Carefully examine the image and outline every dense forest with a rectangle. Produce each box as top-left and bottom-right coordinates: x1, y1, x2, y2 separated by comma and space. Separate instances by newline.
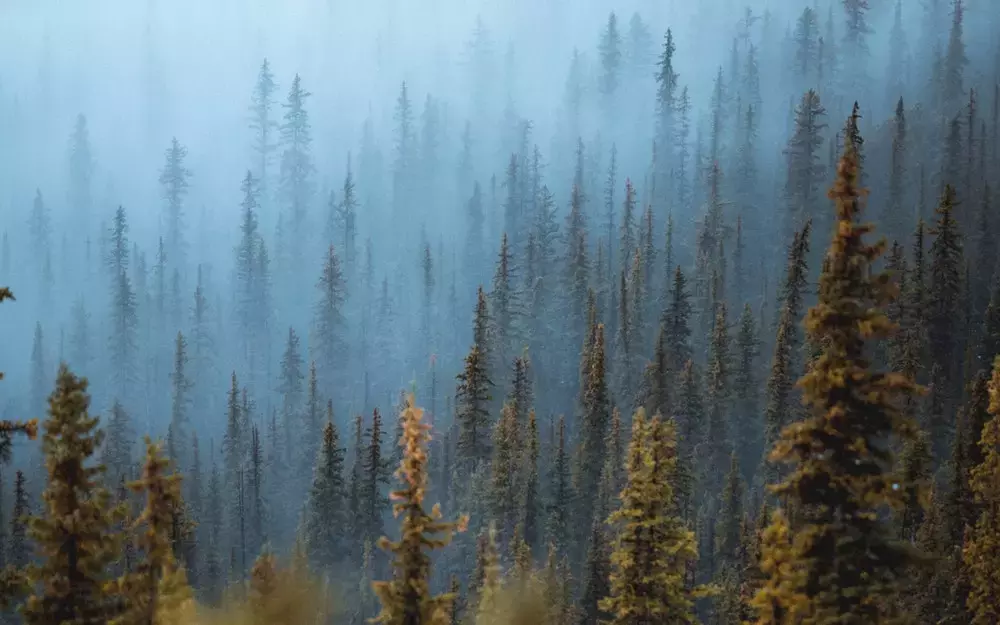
1, 0, 1000, 622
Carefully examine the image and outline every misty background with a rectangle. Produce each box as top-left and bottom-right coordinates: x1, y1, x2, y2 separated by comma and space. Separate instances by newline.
1, 0, 999, 612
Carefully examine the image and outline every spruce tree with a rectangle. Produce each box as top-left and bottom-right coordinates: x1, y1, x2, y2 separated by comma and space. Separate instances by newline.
784, 90, 826, 243
662, 265, 693, 376
760, 223, 811, 486
964, 356, 1000, 624
113, 438, 192, 625
305, 411, 347, 570
753, 114, 920, 623
578, 515, 610, 625
546, 415, 573, 557
313, 244, 347, 397
600, 409, 701, 624
23, 365, 120, 625
928, 185, 964, 458
884, 97, 908, 241
733, 304, 760, 478
520, 409, 540, 556
715, 453, 745, 573
361, 408, 391, 548
167, 332, 192, 468
455, 343, 492, 475
578, 323, 610, 513
489, 402, 520, 547
249, 59, 278, 201
159, 137, 192, 268
701, 303, 733, 495
371, 395, 467, 625
277, 327, 304, 467
9, 471, 29, 569
278, 74, 315, 265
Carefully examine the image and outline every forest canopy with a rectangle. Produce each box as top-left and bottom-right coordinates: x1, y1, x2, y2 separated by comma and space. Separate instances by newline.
0, 0, 999, 622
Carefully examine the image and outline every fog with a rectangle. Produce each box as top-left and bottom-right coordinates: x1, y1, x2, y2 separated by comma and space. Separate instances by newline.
1, 0, 999, 601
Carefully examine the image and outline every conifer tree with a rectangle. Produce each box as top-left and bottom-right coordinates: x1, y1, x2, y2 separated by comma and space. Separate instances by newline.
301, 362, 321, 481
371, 395, 467, 625
305, 410, 347, 570
167, 332, 192, 468
159, 137, 192, 268
654, 30, 679, 193
753, 113, 919, 623
598, 12, 622, 105
249, 59, 278, 201
23, 365, 120, 625
313, 244, 347, 396
784, 90, 827, 242
964, 356, 1000, 624
278, 74, 314, 264
546, 415, 573, 557
101, 402, 135, 490
9, 471, 29, 569
578, 515, 610, 625
113, 438, 192, 625
733, 304, 760, 477
361, 408, 391, 548
222, 371, 244, 558
490, 402, 520, 547
928, 185, 964, 457
489, 233, 522, 374
701, 303, 733, 494
579, 323, 611, 511
715, 453, 744, 573
884, 97, 908, 241
277, 327, 304, 466
760, 223, 811, 486
942, 0, 967, 113
520, 409, 540, 555
455, 343, 493, 475
896, 430, 933, 543
639, 325, 671, 421
662, 266, 693, 376
601, 409, 701, 624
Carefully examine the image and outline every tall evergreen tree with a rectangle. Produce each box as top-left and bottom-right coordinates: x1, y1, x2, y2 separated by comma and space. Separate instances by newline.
278, 74, 315, 266
312, 244, 347, 396
547, 415, 573, 557
579, 324, 611, 516
928, 185, 964, 458
249, 58, 278, 202
114, 438, 192, 625
167, 332, 192, 469
159, 137, 192, 269
371, 395, 467, 625
600, 410, 702, 624
733, 304, 760, 479
701, 303, 733, 495
754, 114, 919, 622
455, 341, 493, 475
784, 91, 827, 243
305, 410, 347, 570
23, 365, 120, 625
964, 356, 1000, 624
9, 471, 30, 569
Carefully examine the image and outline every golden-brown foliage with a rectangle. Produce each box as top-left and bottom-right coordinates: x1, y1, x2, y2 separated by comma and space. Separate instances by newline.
371, 394, 468, 625
963, 356, 1000, 625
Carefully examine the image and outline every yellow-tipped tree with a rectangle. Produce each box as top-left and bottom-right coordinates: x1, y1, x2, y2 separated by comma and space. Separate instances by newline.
964, 356, 1000, 624
371, 394, 467, 625
600, 408, 702, 624
0, 288, 39, 462
112, 438, 192, 625
753, 106, 921, 624
23, 364, 119, 624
